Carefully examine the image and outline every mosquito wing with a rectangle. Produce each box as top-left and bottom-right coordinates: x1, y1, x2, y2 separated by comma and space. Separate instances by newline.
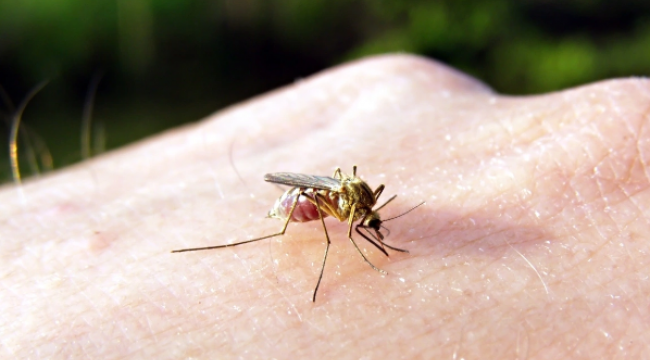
264, 172, 342, 191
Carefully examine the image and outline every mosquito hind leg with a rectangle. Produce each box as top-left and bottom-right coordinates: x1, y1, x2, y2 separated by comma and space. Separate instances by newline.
171, 189, 302, 253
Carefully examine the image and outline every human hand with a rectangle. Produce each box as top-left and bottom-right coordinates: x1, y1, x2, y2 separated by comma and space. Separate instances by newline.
2, 54, 649, 358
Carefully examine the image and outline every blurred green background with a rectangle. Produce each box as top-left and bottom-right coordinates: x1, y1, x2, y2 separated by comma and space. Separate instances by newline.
2, 0, 650, 181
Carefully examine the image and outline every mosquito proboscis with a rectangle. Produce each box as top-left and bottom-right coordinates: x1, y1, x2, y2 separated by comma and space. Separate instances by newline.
172, 166, 424, 301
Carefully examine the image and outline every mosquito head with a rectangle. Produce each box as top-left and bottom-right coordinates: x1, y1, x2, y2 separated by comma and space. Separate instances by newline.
361, 211, 386, 242
362, 199, 425, 237
362, 211, 383, 231
358, 211, 399, 255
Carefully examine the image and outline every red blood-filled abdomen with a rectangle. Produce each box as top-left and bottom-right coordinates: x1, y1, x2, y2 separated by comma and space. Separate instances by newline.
268, 188, 336, 222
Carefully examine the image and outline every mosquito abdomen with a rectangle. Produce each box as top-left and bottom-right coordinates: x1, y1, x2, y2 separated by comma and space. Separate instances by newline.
268, 188, 336, 222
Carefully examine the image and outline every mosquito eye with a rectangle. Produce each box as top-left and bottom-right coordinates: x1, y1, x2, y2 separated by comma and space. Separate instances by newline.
367, 219, 380, 229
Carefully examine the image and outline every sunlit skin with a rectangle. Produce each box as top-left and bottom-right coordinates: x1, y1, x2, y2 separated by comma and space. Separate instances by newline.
1, 54, 650, 358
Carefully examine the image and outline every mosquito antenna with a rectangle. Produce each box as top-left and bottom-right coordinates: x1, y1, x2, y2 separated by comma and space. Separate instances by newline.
383, 201, 425, 222
374, 194, 397, 212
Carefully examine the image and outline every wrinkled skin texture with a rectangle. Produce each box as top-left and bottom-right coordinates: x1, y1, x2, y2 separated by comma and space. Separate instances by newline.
2, 54, 650, 359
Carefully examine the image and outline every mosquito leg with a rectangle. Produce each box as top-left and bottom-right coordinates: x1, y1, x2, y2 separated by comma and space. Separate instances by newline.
367, 226, 409, 253
373, 184, 385, 202
381, 242, 409, 253
332, 167, 342, 179
171, 190, 302, 253
311, 193, 332, 302
355, 226, 389, 257
356, 226, 410, 254
347, 206, 387, 275
301, 191, 345, 222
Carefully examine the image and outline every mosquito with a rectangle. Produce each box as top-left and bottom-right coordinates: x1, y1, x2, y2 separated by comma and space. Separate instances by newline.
172, 166, 423, 301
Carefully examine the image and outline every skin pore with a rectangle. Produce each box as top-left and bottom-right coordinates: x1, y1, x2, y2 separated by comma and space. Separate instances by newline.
1, 54, 650, 358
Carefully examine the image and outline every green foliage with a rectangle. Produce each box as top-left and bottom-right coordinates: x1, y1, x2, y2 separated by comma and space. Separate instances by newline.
3, 0, 649, 94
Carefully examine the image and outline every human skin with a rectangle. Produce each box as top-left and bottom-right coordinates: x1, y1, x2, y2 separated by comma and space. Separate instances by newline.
1, 54, 650, 359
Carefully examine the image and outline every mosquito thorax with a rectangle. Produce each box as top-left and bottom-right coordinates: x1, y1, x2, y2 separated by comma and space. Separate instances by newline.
342, 176, 377, 210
